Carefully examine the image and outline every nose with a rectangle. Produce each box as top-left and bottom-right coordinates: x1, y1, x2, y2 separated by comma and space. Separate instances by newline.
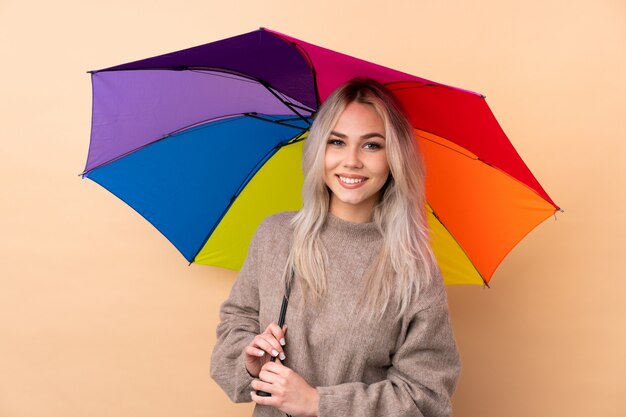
343, 144, 363, 168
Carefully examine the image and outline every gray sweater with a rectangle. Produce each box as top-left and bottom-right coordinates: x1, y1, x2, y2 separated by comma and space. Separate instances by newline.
210, 211, 461, 417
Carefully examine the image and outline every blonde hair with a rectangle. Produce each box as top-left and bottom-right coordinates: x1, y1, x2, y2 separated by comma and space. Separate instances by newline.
283, 78, 438, 322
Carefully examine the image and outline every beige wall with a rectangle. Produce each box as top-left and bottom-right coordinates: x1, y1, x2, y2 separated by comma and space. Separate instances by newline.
1, 0, 624, 416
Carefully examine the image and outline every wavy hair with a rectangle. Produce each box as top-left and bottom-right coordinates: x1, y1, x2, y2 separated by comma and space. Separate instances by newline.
282, 77, 438, 322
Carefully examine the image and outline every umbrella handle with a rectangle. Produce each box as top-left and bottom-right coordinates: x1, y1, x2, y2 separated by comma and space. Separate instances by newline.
255, 293, 289, 398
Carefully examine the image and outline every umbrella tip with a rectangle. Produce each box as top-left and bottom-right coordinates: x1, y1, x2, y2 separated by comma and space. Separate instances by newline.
480, 94, 486, 99
552, 208, 565, 221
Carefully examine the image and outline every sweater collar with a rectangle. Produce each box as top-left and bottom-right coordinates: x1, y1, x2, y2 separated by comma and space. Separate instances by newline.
322, 212, 382, 242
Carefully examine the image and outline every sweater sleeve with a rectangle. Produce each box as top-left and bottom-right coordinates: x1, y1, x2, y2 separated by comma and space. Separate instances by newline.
209, 220, 266, 403
316, 286, 461, 417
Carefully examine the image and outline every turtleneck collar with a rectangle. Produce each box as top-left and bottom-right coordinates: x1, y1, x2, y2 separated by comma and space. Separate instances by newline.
322, 212, 382, 243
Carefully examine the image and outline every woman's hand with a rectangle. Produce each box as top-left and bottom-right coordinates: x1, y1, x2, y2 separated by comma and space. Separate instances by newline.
250, 359, 319, 417
244, 322, 287, 378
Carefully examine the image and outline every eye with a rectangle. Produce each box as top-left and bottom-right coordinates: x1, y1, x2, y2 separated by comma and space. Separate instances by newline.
327, 138, 344, 146
363, 142, 382, 150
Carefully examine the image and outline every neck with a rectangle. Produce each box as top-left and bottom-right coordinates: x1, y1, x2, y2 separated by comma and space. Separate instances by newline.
329, 206, 372, 223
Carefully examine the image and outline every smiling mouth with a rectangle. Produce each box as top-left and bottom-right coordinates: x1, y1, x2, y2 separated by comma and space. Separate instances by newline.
337, 175, 367, 184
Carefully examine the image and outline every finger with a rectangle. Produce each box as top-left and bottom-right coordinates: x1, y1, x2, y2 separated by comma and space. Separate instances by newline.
261, 358, 287, 375
259, 366, 285, 384
244, 345, 266, 358
264, 322, 287, 350
281, 325, 287, 345
265, 322, 287, 347
252, 335, 281, 358
251, 378, 274, 393
250, 390, 274, 406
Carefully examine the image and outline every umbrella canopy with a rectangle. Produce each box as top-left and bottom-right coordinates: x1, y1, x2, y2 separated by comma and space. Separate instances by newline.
81, 27, 560, 286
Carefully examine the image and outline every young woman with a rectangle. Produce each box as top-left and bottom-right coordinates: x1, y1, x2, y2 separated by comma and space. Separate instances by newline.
210, 78, 461, 417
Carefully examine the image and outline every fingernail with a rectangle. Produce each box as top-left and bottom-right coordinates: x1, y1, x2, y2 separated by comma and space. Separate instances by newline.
279, 352, 286, 360
258, 350, 265, 357
271, 349, 279, 357
280, 338, 286, 346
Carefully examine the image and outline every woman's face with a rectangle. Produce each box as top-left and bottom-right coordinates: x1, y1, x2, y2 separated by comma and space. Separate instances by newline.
324, 101, 390, 222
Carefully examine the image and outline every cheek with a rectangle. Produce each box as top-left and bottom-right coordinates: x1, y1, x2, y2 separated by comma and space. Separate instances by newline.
324, 149, 340, 172
372, 154, 390, 177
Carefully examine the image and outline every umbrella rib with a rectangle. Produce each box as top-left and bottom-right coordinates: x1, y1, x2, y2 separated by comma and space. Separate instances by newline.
232, 129, 307, 206
265, 29, 322, 109
189, 130, 308, 264
423, 133, 561, 285
183, 68, 318, 115
188, 68, 260, 84
428, 205, 490, 287
291, 42, 321, 108
244, 113, 311, 131
80, 111, 308, 178
188, 69, 317, 112
385, 80, 486, 98
90, 65, 263, 81
418, 130, 561, 211
90, 65, 317, 114
279, 102, 315, 113
269, 89, 316, 113
165, 113, 245, 137
418, 132, 480, 160
258, 82, 313, 127
79, 113, 245, 177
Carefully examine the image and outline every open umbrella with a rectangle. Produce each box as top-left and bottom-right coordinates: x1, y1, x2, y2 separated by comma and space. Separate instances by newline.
81, 27, 560, 286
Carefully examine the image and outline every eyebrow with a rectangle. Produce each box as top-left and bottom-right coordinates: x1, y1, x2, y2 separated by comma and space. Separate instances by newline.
329, 131, 385, 140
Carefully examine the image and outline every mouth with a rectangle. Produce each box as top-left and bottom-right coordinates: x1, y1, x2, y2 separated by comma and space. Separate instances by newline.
336, 175, 368, 186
